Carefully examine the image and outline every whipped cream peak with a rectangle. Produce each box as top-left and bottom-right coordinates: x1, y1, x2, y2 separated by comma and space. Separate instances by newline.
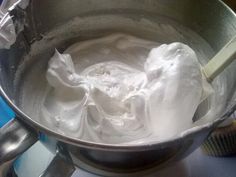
47, 49, 85, 89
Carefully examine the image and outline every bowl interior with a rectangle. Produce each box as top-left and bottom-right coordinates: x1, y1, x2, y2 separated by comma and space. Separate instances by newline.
0, 0, 236, 147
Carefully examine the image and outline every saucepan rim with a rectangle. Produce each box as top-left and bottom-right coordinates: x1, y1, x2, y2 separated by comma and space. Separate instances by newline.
0, 0, 235, 152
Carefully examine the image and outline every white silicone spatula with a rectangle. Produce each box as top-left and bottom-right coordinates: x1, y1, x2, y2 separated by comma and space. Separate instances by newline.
202, 36, 236, 82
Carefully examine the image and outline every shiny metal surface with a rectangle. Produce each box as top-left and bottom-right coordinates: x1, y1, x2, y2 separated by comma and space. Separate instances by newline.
29, 0, 236, 51
0, 0, 236, 176
0, 119, 37, 165
40, 153, 75, 177
0, 159, 14, 177
9, 142, 236, 177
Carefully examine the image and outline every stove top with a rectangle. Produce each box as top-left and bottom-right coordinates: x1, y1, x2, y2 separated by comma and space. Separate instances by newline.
3, 142, 236, 177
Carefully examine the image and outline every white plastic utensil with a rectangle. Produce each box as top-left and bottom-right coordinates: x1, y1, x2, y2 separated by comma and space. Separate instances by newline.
203, 36, 236, 82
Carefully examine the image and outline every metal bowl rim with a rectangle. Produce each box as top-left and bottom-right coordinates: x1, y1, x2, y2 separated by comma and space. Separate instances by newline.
0, 0, 235, 151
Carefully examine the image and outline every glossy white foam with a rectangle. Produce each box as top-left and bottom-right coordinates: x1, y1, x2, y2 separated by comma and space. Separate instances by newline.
40, 34, 212, 144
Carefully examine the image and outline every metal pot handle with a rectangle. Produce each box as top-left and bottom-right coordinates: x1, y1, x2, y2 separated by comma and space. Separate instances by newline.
0, 118, 38, 165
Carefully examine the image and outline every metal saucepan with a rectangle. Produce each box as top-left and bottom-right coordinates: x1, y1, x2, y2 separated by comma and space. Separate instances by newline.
0, 0, 236, 176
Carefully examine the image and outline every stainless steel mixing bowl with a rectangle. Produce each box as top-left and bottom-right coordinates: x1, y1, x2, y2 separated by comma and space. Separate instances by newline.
0, 0, 236, 176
